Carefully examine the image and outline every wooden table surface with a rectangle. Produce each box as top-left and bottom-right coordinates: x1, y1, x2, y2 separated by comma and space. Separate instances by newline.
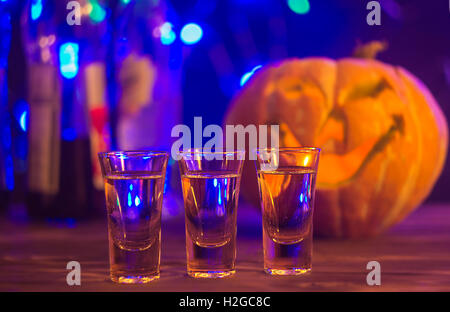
1, 203, 449, 292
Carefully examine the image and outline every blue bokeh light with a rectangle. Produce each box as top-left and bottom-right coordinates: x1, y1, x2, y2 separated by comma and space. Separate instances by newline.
240, 65, 262, 86
13, 100, 29, 132
59, 42, 79, 79
180, 23, 203, 45
31, 0, 42, 21
127, 192, 132, 207
19, 111, 27, 132
160, 22, 176, 45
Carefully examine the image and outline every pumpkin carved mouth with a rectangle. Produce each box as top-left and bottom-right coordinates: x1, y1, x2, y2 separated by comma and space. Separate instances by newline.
280, 113, 404, 188
317, 114, 403, 188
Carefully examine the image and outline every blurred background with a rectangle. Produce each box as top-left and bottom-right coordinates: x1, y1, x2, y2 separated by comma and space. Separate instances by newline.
0, 0, 449, 222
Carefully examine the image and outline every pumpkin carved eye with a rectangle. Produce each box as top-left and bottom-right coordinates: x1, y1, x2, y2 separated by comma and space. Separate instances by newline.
277, 77, 325, 102
340, 78, 392, 104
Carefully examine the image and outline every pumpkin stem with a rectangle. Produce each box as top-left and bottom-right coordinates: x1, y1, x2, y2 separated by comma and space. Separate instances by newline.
353, 40, 388, 59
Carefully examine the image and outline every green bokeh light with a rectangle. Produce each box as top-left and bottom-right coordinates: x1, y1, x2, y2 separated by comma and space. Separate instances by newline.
89, 0, 106, 23
287, 0, 310, 15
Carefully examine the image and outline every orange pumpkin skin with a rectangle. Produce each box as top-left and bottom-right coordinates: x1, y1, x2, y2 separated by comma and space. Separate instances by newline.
225, 57, 448, 238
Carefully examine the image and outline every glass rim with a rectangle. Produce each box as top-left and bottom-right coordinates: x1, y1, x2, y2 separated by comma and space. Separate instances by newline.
98, 150, 169, 158
254, 146, 321, 154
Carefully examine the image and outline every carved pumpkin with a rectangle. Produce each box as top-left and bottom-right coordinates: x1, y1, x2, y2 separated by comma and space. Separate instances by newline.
225, 56, 448, 238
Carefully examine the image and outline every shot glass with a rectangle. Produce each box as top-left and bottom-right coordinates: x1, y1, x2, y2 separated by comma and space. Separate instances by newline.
178, 149, 245, 278
255, 147, 320, 275
98, 151, 169, 283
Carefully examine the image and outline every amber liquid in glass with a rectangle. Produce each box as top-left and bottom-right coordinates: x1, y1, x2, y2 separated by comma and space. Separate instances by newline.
105, 172, 164, 283
257, 167, 316, 275
181, 172, 239, 278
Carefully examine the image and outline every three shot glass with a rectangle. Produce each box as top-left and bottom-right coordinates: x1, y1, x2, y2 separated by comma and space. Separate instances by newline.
98, 147, 320, 283
255, 147, 320, 275
98, 151, 168, 283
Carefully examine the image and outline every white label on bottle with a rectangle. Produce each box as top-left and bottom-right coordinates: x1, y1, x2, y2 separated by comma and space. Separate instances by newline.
28, 64, 61, 194
84, 62, 106, 109
83, 62, 110, 190
118, 53, 156, 115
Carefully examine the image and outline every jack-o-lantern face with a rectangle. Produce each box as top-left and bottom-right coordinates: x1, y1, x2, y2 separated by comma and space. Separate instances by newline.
225, 58, 448, 238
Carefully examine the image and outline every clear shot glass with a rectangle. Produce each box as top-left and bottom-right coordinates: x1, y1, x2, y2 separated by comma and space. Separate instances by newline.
255, 147, 320, 275
178, 150, 245, 278
98, 151, 169, 283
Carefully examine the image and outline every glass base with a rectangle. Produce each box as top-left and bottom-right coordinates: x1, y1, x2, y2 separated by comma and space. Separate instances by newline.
264, 268, 311, 276
111, 274, 160, 284
187, 270, 235, 279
